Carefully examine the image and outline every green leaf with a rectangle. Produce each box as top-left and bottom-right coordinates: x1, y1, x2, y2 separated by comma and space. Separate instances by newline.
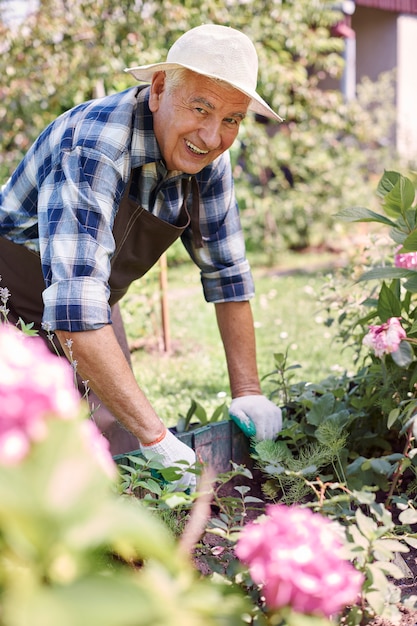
375, 538, 409, 554
299, 464, 318, 476
285, 611, 332, 626
377, 171, 416, 218
404, 274, 417, 292
193, 400, 208, 425
377, 170, 401, 198
210, 402, 228, 423
243, 496, 264, 503
355, 507, 378, 539
306, 393, 335, 425
347, 456, 367, 475
377, 282, 402, 321
358, 267, 413, 283
383, 175, 416, 216
234, 485, 251, 496
13, 575, 156, 626
391, 341, 413, 368
368, 458, 393, 476
164, 494, 190, 509
347, 523, 371, 550
176, 416, 187, 433
335, 206, 398, 227
399, 508, 417, 525
352, 489, 377, 505
137, 478, 162, 495
399, 229, 417, 252
183, 399, 208, 430
371, 560, 405, 580
273, 352, 286, 367
17, 318, 39, 336
404, 536, 417, 548
387, 408, 400, 429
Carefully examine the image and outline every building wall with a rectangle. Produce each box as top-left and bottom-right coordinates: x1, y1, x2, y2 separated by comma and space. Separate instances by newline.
352, 6, 397, 81
397, 14, 417, 160
352, 5, 417, 162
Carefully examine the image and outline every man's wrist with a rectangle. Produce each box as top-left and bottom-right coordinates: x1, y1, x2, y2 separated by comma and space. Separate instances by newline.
231, 388, 262, 399
141, 427, 168, 447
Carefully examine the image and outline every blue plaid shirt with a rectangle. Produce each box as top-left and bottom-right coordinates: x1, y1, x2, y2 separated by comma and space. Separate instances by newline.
0, 86, 254, 331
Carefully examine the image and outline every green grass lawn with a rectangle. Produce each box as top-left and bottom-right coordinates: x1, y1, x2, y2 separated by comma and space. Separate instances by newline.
121, 249, 356, 427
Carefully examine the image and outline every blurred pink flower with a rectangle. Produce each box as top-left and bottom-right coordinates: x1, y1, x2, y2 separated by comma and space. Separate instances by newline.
81, 421, 117, 479
0, 325, 80, 464
235, 504, 363, 618
362, 317, 406, 358
394, 250, 417, 269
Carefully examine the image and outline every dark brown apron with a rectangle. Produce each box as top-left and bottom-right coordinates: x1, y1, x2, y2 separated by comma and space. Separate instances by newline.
0, 169, 201, 347
0, 169, 201, 453
109, 172, 202, 305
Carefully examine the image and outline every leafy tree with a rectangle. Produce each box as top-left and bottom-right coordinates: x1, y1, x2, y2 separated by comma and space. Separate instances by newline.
0, 0, 395, 255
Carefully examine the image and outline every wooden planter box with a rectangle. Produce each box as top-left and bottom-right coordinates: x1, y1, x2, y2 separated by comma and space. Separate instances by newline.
113, 420, 252, 474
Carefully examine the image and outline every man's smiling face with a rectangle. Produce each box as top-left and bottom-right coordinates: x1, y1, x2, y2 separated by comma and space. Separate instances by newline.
149, 70, 250, 174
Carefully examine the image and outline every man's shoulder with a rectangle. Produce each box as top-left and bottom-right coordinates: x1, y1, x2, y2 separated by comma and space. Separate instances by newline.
69, 87, 140, 131
48, 87, 142, 161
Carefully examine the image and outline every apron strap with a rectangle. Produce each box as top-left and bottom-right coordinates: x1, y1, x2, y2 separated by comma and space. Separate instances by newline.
188, 176, 204, 249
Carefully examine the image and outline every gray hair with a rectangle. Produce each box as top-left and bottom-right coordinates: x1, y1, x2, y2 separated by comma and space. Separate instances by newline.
164, 67, 247, 100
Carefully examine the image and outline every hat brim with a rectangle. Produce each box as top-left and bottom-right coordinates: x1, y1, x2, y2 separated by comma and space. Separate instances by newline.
124, 62, 283, 123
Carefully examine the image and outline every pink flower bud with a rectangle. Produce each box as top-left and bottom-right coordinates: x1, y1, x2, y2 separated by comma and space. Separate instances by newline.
362, 317, 406, 358
394, 251, 417, 269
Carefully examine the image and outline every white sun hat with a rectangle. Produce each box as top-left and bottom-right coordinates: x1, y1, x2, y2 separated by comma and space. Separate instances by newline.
124, 24, 282, 122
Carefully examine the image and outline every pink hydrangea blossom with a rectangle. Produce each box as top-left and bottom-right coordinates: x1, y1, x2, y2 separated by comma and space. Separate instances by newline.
362, 317, 406, 358
394, 250, 417, 269
81, 421, 117, 478
0, 325, 80, 464
235, 504, 363, 618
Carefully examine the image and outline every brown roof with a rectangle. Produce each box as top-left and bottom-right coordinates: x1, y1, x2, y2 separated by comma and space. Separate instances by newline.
355, 0, 417, 13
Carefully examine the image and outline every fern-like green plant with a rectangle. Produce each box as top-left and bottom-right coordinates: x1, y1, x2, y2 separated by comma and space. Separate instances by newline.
253, 433, 346, 505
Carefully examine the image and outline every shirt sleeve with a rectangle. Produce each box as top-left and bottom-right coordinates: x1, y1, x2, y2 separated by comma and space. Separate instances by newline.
39, 147, 126, 332
181, 152, 255, 303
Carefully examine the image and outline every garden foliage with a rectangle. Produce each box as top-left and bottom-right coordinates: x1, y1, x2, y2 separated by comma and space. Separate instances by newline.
2, 171, 417, 626
252, 170, 417, 623
0, 325, 251, 626
0, 0, 396, 256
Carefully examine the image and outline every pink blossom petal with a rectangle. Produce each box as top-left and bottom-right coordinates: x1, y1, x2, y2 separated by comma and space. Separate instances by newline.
0, 326, 81, 465
0, 429, 30, 465
363, 317, 407, 358
81, 421, 116, 479
235, 504, 363, 617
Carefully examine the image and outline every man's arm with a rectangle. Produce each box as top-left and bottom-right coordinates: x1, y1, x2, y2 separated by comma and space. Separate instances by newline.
56, 324, 197, 490
56, 325, 166, 444
215, 300, 282, 440
214, 300, 262, 398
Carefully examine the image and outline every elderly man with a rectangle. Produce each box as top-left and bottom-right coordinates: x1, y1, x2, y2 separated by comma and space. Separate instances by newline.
0, 24, 282, 489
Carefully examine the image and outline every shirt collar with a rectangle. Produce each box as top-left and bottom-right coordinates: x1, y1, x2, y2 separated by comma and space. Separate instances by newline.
130, 86, 186, 181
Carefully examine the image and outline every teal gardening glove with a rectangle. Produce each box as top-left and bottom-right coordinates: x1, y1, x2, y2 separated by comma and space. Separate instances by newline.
229, 395, 282, 441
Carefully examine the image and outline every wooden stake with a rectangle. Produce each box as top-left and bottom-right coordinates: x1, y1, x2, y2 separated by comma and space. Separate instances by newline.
159, 253, 171, 353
